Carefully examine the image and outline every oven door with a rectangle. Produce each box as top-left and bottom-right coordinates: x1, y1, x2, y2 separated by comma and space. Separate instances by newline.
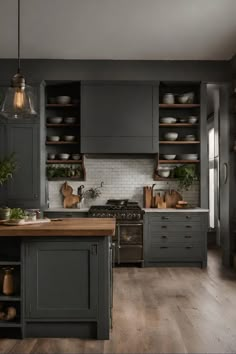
117, 223, 143, 264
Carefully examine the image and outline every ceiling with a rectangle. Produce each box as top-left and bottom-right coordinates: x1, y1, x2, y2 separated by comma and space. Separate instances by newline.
0, 0, 236, 60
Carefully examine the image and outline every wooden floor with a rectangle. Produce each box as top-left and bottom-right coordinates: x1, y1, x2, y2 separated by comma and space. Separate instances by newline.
1, 249, 236, 354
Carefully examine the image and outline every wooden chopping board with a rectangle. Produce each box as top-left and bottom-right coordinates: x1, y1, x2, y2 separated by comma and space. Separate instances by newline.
143, 186, 152, 208
3, 218, 51, 226
165, 190, 183, 208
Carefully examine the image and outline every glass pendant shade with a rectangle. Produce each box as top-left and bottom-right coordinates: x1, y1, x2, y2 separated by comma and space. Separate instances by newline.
1, 84, 37, 119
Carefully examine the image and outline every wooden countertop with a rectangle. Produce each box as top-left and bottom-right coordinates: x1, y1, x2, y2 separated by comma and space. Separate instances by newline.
0, 218, 116, 237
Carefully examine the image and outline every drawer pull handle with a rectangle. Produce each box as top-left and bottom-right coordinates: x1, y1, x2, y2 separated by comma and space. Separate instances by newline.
162, 216, 169, 220
186, 225, 192, 228
184, 235, 192, 239
186, 216, 191, 219
160, 246, 168, 249
161, 236, 168, 239
186, 246, 193, 249
65, 214, 73, 217
161, 226, 167, 229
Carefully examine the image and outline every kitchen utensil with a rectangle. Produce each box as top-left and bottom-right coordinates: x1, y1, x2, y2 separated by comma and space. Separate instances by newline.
58, 153, 70, 160
143, 186, 152, 208
63, 135, 75, 142
177, 92, 194, 104
47, 136, 60, 142
160, 117, 177, 124
162, 154, 176, 160
64, 117, 76, 124
47, 117, 63, 124
61, 182, 81, 208
183, 134, 196, 141
151, 184, 156, 208
47, 153, 56, 160
56, 96, 71, 104
162, 93, 175, 104
177, 154, 198, 160
165, 190, 183, 208
164, 132, 178, 141
188, 116, 198, 124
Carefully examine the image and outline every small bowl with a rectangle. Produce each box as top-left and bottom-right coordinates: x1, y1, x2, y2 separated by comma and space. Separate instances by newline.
47, 153, 56, 160
56, 96, 71, 104
47, 117, 63, 124
160, 117, 177, 124
177, 154, 198, 160
47, 136, 60, 142
64, 117, 77, 124
157, 169, 171, 178
71, 154, 81, 160
58, 153, 70, 160
63, 135, 75, 142
162, 93, 175, 104
162, 154, 176, 160
164, 132, 178, 141
188, 116, 198, 124
177, 92, 194, 104
183, 134, 196, 141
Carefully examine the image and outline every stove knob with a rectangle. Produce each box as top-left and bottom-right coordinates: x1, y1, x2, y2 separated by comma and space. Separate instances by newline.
127, 213, 133, 219
121, 213, 126, 219
136, 214, 141, 220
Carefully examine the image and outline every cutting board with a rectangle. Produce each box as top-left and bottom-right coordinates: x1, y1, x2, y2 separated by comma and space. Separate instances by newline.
3, 218, 51, 226
143, 186, 152, 208
165, 190, 183, 208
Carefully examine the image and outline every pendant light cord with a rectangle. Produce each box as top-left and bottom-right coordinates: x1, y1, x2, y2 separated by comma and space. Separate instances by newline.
17, 0, 21, 73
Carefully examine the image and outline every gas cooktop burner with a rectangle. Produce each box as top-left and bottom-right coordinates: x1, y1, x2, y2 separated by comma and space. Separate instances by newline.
88, 200, 143, 221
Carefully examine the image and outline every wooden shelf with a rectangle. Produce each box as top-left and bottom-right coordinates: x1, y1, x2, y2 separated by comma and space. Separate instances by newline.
46, 104, 79, 108
159, 141, 200, 144
159, 104, 200, 108
47, 160, 82, 164
159, 160, 200, 164
0, 261, 21, 266
46, 141, 80, 145
47, 177, 85, 181
0, 295, 21, 301
46, 124, 80, 127
159, 124, 198, 127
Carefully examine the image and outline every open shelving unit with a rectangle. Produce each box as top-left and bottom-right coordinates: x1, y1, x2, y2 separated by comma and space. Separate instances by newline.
45, 82, 86, 181
154, 81, 201, 181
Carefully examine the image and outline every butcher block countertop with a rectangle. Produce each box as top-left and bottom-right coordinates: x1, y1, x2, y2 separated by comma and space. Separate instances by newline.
0, 218, 116, 237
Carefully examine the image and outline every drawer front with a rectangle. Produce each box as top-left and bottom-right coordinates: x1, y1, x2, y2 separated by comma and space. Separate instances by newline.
44, 212, 88, 219
149, 213, 201, 223
149, 231, 202, 244
149, 222, 201, 232
147, 244, 203, 261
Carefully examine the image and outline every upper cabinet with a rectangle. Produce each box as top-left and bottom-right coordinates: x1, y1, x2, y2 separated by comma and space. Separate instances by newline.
81, 81, 159, 153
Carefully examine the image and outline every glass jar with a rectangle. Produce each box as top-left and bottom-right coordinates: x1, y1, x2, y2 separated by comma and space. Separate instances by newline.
2, 267, 14, 295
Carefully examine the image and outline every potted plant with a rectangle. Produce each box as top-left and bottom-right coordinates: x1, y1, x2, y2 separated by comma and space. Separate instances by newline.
173, 164, 199, 191
0, 154, 17, 220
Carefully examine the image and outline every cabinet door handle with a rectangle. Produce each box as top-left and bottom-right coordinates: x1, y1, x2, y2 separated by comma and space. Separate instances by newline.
34, 194, 38, 199
223, 162, 228, 184
185, 246, 193, 249
161, 235, 168, 239
184, 235, 192, 239
186, 225, 192, 228
160, 246, 168, 249
186, 216, 191, 219
161, 225, 167, 229
162, 216, 169, 220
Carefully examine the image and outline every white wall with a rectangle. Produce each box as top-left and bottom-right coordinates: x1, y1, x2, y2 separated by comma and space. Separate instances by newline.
48, 157, 200, 208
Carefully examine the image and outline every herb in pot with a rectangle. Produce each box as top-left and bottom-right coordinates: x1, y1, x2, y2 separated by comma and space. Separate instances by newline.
173, 165, 199, 191
10, 208, 25, 220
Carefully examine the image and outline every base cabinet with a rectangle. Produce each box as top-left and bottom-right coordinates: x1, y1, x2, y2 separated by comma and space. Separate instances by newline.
24, 237, 111, 339
144, 212, 208, 267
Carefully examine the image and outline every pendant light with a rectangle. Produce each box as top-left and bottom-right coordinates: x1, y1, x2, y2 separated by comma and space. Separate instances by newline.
1, 0, 37, 119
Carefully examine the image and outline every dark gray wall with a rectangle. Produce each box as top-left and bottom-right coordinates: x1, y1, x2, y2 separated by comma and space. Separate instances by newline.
0, 59, 232, 84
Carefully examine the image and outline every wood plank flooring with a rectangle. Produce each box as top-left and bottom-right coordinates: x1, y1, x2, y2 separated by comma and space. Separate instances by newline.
1, 249, 236, 354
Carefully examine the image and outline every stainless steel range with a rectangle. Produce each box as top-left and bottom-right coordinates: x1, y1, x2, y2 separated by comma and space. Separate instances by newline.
88, 200, 144, 266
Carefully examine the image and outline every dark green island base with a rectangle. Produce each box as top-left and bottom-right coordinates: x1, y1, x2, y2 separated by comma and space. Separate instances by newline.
0, 218, 115, 340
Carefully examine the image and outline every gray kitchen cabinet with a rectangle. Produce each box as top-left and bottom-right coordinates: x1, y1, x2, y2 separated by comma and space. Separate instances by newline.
144, 212, 208, 267
81, 81, 159, 153
25, 240, 98, 319
6, 123, 40, 208
43, 211, 88, 218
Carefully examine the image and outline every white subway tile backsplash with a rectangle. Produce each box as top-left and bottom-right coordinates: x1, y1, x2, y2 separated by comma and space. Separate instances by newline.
48, 157, 199, 208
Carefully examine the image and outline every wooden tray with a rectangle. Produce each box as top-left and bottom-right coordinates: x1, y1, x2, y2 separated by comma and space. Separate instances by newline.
3, 218, 51, 226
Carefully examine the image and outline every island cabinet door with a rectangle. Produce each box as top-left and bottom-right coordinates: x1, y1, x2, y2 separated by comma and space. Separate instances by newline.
25, 241, 98, 319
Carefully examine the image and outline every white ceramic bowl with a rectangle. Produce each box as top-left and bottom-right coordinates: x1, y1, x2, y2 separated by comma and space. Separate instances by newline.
177, 154, 198, 160
160, 117, 177, 124
47, 117, 63, 124
164, 132, 178, 141
177, 92, 194, 104
162, 93, 175, 104
63, 135, 75, 142
162, 154, 176, 160
47, 153, 56, 160
56, 96, 71, 104
47, 136, 60, 142
64, 117, 77, 124
71, 154, 81, 160
58, 153, 70, 160
157, 169, 170, 178
178, 118, 188, 123
183, 134, 196, 141
188, 116, 198, 124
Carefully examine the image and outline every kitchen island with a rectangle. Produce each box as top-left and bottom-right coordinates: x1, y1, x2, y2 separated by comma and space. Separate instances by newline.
0, 218, 115, 340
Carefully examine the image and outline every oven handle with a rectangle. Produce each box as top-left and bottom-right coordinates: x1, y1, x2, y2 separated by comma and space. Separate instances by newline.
119, 223, 143, 227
